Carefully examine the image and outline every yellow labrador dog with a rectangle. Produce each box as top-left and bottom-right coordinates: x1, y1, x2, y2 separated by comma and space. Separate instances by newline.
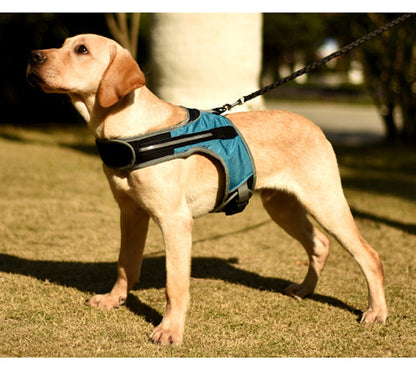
27, 34, 387, 345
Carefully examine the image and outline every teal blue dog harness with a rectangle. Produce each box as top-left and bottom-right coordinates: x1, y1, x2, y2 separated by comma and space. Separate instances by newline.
95, 108, 256, 215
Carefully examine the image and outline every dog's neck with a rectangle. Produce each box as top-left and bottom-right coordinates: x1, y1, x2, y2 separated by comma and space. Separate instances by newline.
71, 86, 187, 139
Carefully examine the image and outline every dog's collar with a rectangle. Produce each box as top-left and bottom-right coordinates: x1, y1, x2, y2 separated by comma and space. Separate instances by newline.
95, 107, 256, 215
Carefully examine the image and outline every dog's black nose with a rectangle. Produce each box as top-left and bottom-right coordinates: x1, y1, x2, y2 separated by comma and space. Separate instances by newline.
29, 50, 47, 66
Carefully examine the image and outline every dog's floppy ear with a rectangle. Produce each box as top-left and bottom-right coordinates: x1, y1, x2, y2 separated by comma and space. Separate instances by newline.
98, 45, 145, 108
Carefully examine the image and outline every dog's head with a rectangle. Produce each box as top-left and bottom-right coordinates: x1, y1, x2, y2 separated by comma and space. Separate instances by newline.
27, 34, 145, 108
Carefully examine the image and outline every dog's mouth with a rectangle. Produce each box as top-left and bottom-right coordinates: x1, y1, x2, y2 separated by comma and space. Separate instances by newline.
27, 70, 45, 87
26, 66, 69, 95
26, 62, 48, 88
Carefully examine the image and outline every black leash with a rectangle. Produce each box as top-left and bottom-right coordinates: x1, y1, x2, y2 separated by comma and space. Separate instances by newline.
213, 13, 415, 115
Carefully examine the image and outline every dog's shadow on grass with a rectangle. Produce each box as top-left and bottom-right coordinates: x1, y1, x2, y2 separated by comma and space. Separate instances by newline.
0, 252, 363, 325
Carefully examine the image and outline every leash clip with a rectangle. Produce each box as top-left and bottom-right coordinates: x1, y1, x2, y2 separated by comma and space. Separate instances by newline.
222, 97, 245, 113
228, 97, 245, 110
212, 97, 245, 115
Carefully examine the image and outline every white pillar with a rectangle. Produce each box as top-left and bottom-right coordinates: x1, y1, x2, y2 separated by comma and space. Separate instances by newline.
149, 13, 264, 112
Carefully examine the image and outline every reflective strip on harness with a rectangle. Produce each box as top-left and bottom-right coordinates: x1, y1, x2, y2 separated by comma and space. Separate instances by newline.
95, 108, 256, 215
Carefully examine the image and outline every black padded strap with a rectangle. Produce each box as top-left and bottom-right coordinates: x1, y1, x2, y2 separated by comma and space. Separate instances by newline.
95, 125, 238, 170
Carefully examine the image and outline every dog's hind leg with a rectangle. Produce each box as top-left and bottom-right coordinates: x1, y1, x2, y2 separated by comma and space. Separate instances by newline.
302, 186, 387, 323
261, 189, 330, 298
284, 141, 387, 324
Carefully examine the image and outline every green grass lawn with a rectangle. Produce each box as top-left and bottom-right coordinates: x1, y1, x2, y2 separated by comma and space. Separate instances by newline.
0, 123, 415, 357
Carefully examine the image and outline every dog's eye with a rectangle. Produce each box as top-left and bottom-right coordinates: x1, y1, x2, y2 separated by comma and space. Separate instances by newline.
76, 45, 89, 55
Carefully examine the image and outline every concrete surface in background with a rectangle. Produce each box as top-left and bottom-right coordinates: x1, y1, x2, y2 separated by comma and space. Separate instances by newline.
266, 100, 386, 145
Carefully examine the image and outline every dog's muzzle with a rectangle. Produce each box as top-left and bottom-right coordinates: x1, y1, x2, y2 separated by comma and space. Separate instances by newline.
27, 50, 48, 87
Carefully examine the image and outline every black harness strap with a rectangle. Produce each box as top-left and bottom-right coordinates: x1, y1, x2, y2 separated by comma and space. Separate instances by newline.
96, 125, 237, 170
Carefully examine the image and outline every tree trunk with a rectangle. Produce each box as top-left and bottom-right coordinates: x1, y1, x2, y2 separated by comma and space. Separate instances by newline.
106, 13, 140, 59
381, 103, 397, 142
149, 13, 264, 111
397, 76, 416, 142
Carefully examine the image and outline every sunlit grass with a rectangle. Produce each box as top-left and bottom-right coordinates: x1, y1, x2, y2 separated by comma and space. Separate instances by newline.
0, 123, 415, 357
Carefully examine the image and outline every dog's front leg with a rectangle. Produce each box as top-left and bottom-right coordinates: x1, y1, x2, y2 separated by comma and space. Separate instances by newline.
87, 203, 150, 309
150, 212, 193, 345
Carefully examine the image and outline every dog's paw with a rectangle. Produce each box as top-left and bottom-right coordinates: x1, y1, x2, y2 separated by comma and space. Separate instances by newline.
86, 293, 126, 310
360, 309, 387, 324
284, 283, 314, 300
149, 324, 183, 346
